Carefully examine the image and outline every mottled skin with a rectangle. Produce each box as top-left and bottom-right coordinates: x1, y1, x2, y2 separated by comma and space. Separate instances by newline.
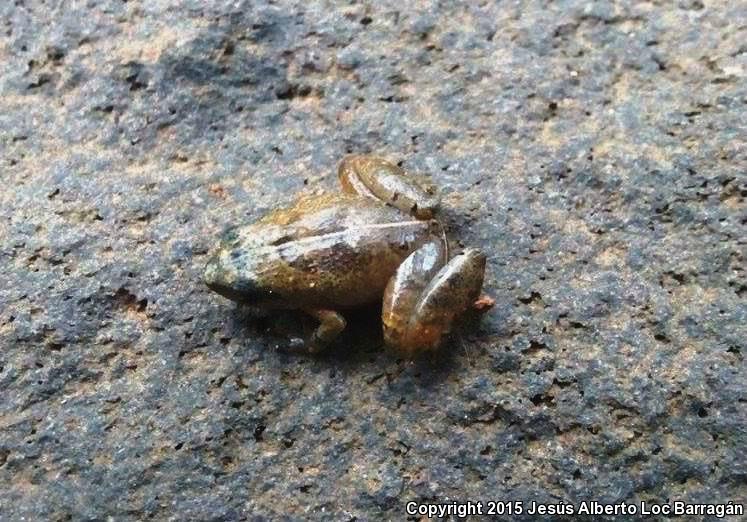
204, 155, 489, 355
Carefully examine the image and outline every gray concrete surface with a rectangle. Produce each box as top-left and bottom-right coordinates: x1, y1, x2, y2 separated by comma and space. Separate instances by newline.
1, 1, 745, 520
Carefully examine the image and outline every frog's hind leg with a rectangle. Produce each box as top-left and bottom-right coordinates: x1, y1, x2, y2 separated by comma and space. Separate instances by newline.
338, 155, 440, 219
382, 246, 486, 357
301, 309, 347, 354
381, 241, 446, 354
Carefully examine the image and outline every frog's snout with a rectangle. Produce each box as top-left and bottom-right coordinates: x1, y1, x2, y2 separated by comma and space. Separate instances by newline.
204, 257, 239, 301
204, 254, 267, 304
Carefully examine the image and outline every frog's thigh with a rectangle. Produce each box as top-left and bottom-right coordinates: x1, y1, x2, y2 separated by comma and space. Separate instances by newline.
381, 241, 447, 352
384, 248, 486, 355
338, 155, 439, 218
338, 155, 379, 200
303, 309, 347, 354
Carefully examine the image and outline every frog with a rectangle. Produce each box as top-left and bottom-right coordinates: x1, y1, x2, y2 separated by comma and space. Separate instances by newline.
203, 155, 492, 356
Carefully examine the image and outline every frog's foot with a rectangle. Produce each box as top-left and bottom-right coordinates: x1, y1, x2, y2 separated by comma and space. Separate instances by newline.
338, 155, 440, 219
301, 309, 347, 354
382, 243, 486, 357
472, 294, 495, 312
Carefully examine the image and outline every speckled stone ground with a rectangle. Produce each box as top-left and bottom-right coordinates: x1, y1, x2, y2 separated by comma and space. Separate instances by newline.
1, 1, 745, 520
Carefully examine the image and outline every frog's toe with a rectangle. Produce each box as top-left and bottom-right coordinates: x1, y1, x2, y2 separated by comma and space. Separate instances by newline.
472, 294, 496, 311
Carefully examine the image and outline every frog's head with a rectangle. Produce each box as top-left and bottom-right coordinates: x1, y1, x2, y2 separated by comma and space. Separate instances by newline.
203, 228, 272, 304
204, 254, 257, 303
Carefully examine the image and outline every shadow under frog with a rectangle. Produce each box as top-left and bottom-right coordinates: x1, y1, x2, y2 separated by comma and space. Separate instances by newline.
204, 155, 493, 357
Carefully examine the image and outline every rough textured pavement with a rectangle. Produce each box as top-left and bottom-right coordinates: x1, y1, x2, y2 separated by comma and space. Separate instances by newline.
1, 1, 745, 520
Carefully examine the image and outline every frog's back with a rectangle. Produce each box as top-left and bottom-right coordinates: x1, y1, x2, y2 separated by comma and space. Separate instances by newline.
213, 194, 440, 308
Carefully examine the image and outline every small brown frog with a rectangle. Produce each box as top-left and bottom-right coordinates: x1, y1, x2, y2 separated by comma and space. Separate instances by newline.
204, 155, 492, 356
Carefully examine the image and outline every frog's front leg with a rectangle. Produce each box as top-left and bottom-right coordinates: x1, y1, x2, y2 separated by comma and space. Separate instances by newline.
299, 308, 347, 354
338, 155, 440, 219
382, 243, 486, 356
